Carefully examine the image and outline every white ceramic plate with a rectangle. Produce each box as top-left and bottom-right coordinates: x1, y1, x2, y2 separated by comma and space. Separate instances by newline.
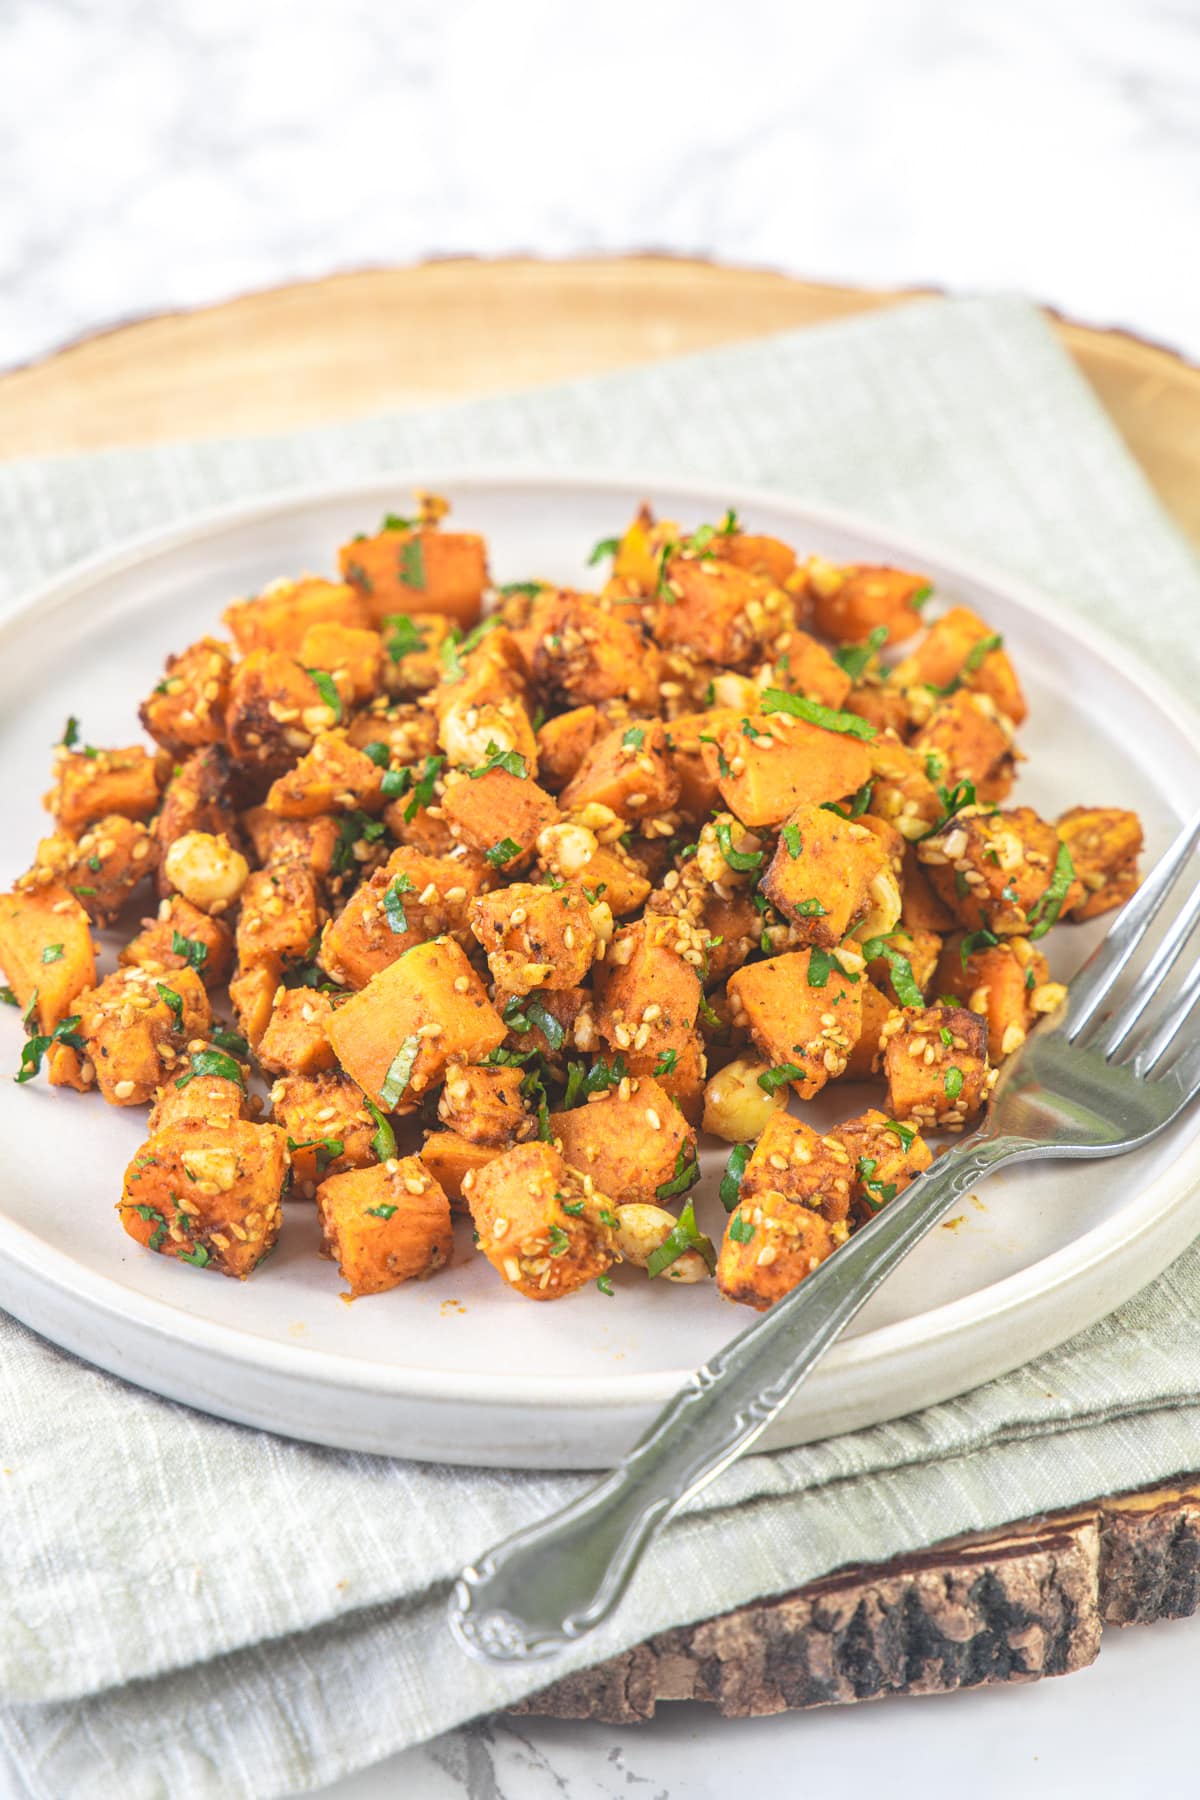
1, 471, 1197, 1471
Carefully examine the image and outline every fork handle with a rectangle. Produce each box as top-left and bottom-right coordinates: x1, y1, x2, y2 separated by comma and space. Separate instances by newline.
449, 1132, 1016, 1664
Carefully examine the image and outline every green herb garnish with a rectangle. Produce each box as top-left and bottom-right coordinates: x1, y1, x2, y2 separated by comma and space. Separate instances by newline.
305, 668, 343, 723
719, 1143, 751, 1212
646, 1199, 716, 1278
655, 1144, 701, 1202
379, 1033, 421, 1108
1026, 843, 1075, 941
175, 1048, 246, 1092
714, 818, 763, 873
760, 688, 877, 740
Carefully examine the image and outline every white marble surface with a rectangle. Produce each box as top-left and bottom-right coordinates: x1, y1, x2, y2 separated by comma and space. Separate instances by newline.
1, 0, 1199, 371
4, 3, 1200, 1794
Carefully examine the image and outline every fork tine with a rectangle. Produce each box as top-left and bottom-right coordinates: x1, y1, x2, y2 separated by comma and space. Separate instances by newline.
1132, 953, 1200, 1076
1066, 806, 1200, 1042
1091, 879, 1200, 1060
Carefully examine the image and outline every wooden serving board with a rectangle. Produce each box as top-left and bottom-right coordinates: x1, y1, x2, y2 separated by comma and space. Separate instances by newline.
6, 256, 1200, 1719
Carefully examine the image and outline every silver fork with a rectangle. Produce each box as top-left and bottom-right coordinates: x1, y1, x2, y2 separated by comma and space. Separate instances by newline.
449, 808, 1200, 1665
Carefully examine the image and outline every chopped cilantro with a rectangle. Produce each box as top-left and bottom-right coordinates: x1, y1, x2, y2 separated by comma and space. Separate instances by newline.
363, 1099, 397, 1162
719, 1143, 751, 1212
655, 1144, 701, 1202
485, 836, 522, 868
944, 1065, 964, 1100
833, 625, 889, 683
782, 824, 803, 859
383, 872, 415, 935
398, 537, 426, 591
883, 1119, 916, 1151
728, 1211, 755, 1245
366, 1203, 399, 1220
646, 1199, 715, 1278
760, 687, 877, 740
41, 944, 64, 964
171, 931, 208, 971
596, 1273, 615, 1296
467, 741, 528, 781
1026, 843, 1075, 941
960, 927, 1000, 967
175, 1048, 246, 1093
155, 983, 184, 1026
714, 818, 763, 873
382, 614, 429, 661
305, 668, 343, 723
860, 933, 925, 1009
587, 536, 620, 566
758, 1061, 804, 1095
379, 1034, 421, 1108
653, 1049, 678, 1076
622, 726, 646, 750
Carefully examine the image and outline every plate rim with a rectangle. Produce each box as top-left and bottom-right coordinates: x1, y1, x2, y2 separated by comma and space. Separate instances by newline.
3, 464, 1199, 1417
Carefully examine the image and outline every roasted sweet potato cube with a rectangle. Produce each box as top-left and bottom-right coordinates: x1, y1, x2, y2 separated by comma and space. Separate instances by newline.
867, 737, 944, 844
270, 1071, 377, 1192
892, 606, 1026, 726
881, 1004, 992, 1130
841, 978, 895, 1080
610, 504, 678, 594
559, 719, 680, 822
761, 804, 890, 946
438, 1062, 536, 1145
807, 562, 929, 646
345, 699, 439, 767
265, 736, 384, 819
299, 621, 385, 706
844, 679, 913, 739
470, 880, 597, 995
718, 1189, 839, 1311
320, 856, 447, 990
703, 711, 873, 829
918, 805, 1083, 938
666, 708, 739, 822
257, 987, 338, 1076
339, 527, 488, 629
911, 689, 1015, 794
31, 815, 158, 923
741, 1112, 855, 1223
49, 745, 164, 833
934, 935, 1062, 1061
866, 925, 942, 1005
317, 1158, 454, 1297
764, 629, 852, 711
722, 531, 797, 587
120, 1118, 287, 1278
0, 883, 95, 1032
440, 767, 558, 871
535, 705, 601, 792
826, 1108, 933, 1223
536, 829, 650, 916
655, 553, 790, 668
154, 746, 240, 893
79, 965, 210, 1106
121, 894, 234, 989
420, 1129, 500, 1211
551, 1073, 694, 1206
1057, 806, 1143, 920
377, 612, 456, 698
727, 949, 863, 1100
327, 937, 506, 1111
900, 844, 956, 932
237, 866, 321, 974
139, 637, 234, 753
149, 1069, 245, 1134
242, 807, 343, 886
532, 593, 661, 712
594, 916, 704, 1061
228, 963, 280, 1050
627, 1030, 707, 1127
223, 576, 369, 655
465, 1141, 618, 1301
225, 650, 335, 781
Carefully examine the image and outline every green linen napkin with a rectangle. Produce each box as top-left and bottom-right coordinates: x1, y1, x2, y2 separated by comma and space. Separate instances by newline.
1, 294, 1199, 1800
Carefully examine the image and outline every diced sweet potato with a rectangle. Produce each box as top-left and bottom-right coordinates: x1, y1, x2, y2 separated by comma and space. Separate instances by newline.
666, 708, 740, 822
326, 936, 506, 1111
149, 1070, 245, 1135
377, 612, 456, 698
740, 1112, 854, 1222
911, 689, 1015, 796
120, 894, 234, 989
265, 735, 384, 819
28, 814, 158, 923
550, 1074, 694, 1205
470, 880, 597, 995
934, 935, 1063, 1061
867, 736, 944, 844
0, 883, 95, 1032
139, 637, 234, 753
892, 606, 1026, 726
339, 527, 488, 629
420, 1129, 500, 1211
918, 805, 1083, 937
120, 1119, 287, 1277
224, 576, 369, 655
807, 562, 929, 645
881, 1003, 993, 1130
900, 844, 956, 932
718, 1189, 839, 1312
241, 807, 343, 888
237, 866, 321, 973
345, 699, 439, 765
535, 705, 601, 791
760, 804, 891, 947
763, 629, 852, 711
434, 764, 556, 872
257, 987, 338, 1076
48, 745, 164, 834
841, 978, 895, 1080
320, 845, 482, 989
535, 827, 651, 916
560, 719, 680, 822
79, 965, 211, 1106
655, 551, 792, 668
594, 915, 704, 1061
154, 745, 241, 893
703, 711, 873, 829
270, 1071, 377, 1192
438, 1062, 536, 1145
627, 1030, 707, 1126
228, 964, 280, 1050
299, 621, 386, 706
317, 1158, 454, 1297
1057, 806, 1143, 921
532, 593, 661, 712
225, 650, 336, 782
726, 949, 863, 1100
464, 1140, 618, 1301
826, 1108, 933, 1223
722, 531, 797, 588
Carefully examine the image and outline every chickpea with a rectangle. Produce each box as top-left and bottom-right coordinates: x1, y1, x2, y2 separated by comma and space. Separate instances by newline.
858, 867, 903, 941
614, 1203, 709, 1283
702, 1056, 787, 1143
710, 672, 758, 712
696, 812, 762, 887
163, 830, 250, 915
439, 700, 519, 769
537, 820, 599, 877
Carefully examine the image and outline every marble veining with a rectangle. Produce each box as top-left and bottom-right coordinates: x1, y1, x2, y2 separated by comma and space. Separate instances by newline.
1, 0, 1198, 371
